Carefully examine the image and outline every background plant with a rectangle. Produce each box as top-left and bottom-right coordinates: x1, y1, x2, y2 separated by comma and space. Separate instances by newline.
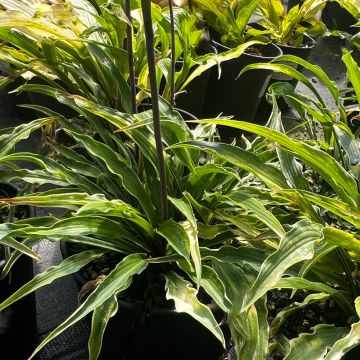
251, 0, 327, 46
188, 0, 262, 48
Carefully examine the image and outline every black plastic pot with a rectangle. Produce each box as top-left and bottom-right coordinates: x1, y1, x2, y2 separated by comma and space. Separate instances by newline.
60, 241, 228, 360
160, 42, 216, 119
203, 41, 282, 123
287, 0, 302, 10
174, 66, 212, 119
99, 300, 227, 360
260, 34, 316, 112
0, 183, 37, 359
271, 34, 315, 87
322, 2, 358, 35
0, 71, 37, 120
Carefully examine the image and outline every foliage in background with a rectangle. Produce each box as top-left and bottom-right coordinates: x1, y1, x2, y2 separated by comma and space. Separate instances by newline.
0, 1, 360, 360
188, 0, 262, 48
252, 0, 327, 45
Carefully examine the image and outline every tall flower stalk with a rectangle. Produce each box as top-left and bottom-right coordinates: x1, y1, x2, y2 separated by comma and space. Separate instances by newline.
169, 0, 176, 106
141, 0, 168, 221
125, 0, 137, 114
126, 0, 143, 177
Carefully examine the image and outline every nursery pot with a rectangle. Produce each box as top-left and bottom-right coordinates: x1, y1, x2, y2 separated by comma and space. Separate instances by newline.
175, 42, 217, 119
271, 34, 316, 87
98, 300, 227, 360
203, 41, 282, 123
174, 65, 212, 119
260, 33, 316, 112
160, 42, 216, 119
0, 68, 36, 120
322, 2, 358, 35
60, 241, 228, 360
0, 183, 37, 359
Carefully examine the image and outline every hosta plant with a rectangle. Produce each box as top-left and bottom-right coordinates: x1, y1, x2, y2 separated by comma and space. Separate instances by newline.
186, 94, 360, 358
1, 85, 360, 359
0, 0, 213, 110
240, 49, 360, 163
1, 2, 360, 360
251, 0, 327, 46
188, 0, 262, 48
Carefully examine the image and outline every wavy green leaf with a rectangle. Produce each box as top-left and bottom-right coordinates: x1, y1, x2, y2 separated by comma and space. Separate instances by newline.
284, 324, 348, 360
164, 271, 225, 347
169, 196, 202, 286
0, 249, 104, 310
243, 220, 323, 310
89, 295, 118, 360
29, 253, 147, 359
191, 120, 359, 206
157, 219, 191, 263
325, 297, 360, 359
227, 191, 285, 238
271, 293, 330, 337
170, 141, 288, 190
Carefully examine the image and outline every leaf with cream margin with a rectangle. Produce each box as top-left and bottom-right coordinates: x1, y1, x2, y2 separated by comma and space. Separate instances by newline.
242, 220, 323, 311
164, 271, 225, 348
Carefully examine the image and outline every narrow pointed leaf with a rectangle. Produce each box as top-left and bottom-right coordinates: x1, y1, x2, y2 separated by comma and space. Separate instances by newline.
29, 254, 147, 359
284, 324, 348, 360
191, 120, 359, 206
164, 271, 225, 347
0, 249, 104, 310
157, 219, 191, 263
243, 220, 322, 310
227, 192, 285, 238
89, 295, 118, 360
170, 141, 289, 190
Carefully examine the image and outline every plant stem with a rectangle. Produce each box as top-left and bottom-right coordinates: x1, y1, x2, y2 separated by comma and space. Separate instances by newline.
169, 0, 176, 106
126, 0, 144, 179
125, 0, 137, 115
141, 0, 168, 221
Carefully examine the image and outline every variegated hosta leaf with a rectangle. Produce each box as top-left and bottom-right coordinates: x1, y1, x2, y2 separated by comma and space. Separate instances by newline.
89, 295, 119, 360
231, 297, 269, 360
323, 227, 360, 262
0, 216, 145, 253
190, 120, 360, 206
324, 297, 360, 360
169, 140, 289, 190
28, 253, 147, 359
270, 293, 330, 337
201, 246, 267, 271
242, 220, 323, 311
0, 191, 154, 236
212, 260, 268, 360
226, 191, 285, 238
0, 117, 57, 157
274, 277, 354, 317
64, 130, 156, 224
284, 324, 348, 360
156, 219, 191, 265
0, 152, 105, 194
169, 196, 202, 286
278, 189, 360, 229
164, 271, 225, 348
0, 249, 104, 310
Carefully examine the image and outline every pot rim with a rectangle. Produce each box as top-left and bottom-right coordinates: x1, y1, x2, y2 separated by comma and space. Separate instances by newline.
212, 40, 283, 60
276, 33, 316, 50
